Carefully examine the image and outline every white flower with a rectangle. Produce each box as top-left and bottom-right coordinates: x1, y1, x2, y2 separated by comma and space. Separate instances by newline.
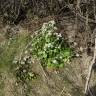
21, 61, 25, 65
54, 27, 57, 30
57, 37, 60, 40
58, 46, 61, 49
44, 44, 47, 48
8, 41, 11, 45
34, 31, 38, 35
53, 60, 57, 64
23, 69, 26, 73
76, 53, 79, 57
28, 60, 32, 64
58, 33, 62, 37
31, 35, 33, 38
47, 43, 52, 47
25, 50, 28, 54
54, 32, 62, 38
60, 56, 63, 59
54, 33, 58, 35
47, 31, 52, 36
29, 48, 32, 51
23, 55, 30, 61
13, 57, 18, 64
23, 57, 27, 61
13, 60, 18, 64
44, 46, 47, 51
28, 72, 34, 77
48, 43, 54, 48
49, 20, 55, 26
42, 23, 47, 32
44, 43, 53, 48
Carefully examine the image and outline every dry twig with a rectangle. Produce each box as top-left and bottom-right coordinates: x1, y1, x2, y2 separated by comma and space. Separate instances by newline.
84, 28, 96, 94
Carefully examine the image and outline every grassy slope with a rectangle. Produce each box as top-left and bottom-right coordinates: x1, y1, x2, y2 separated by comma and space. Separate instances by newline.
0, 31, 31, 96
0, 24, 85, 96
0, 32, 30, 70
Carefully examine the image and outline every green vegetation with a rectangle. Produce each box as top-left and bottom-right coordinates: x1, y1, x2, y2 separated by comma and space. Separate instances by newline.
0, 20, 73, 84
0, 32, 37, 83
0, 0, 94, 95
31, 20, 73, 68
13, 51, 37, 82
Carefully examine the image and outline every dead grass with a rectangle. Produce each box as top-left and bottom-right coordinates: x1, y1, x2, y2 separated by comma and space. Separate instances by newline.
0, 13, 95, 96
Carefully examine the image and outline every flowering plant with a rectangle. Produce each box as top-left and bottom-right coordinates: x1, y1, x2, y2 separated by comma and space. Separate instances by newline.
31, 20, 73, 68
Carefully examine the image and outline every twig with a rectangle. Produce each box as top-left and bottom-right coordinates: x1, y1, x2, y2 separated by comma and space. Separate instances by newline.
93, 0, 96, 22
59, 87, 65, 96
58, 3, 96, 24
87, 86, 95, 96
84, 29, 96, 94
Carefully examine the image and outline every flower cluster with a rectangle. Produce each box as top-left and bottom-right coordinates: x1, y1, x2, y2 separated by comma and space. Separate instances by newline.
31, 20, 73, 69
13, 51, 37, 82
13, 54, 32, 65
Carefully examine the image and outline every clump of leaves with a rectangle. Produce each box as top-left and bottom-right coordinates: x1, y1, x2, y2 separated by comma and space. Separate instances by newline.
13, 53, 37, 83
31, 20, 73, 69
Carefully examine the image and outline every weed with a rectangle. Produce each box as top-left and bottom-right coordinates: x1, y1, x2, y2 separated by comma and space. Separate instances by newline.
13, 53, 37, 83
31, 20, 73, 69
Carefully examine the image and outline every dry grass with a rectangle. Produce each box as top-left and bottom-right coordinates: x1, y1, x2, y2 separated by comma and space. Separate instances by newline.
0, 1, 96, 95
